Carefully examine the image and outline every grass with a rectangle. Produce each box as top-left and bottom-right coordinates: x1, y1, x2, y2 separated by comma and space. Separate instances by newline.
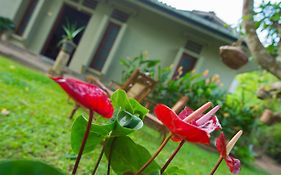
0, 55, 268, 175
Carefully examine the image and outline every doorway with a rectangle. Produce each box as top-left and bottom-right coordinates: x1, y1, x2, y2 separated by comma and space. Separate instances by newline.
41, 4, 91, 64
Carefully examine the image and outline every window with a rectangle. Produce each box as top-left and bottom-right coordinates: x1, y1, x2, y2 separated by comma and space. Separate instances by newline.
176, 52, 197, 74
15, 0, 39, 36
89, 9, 129, 72
90, 22, 121, 71
174, 40, 202, 77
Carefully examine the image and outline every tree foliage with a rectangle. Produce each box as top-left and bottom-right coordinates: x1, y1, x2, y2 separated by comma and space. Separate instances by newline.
242, 0, 281, 79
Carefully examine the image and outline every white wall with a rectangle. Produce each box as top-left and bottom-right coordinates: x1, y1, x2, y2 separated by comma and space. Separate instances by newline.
0, 0, 22, 20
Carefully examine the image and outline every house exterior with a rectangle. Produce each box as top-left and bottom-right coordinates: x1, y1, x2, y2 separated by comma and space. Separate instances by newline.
0, 0, 255, 88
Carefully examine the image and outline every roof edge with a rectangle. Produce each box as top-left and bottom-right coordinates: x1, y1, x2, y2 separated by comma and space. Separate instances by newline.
137, 0, 239, 42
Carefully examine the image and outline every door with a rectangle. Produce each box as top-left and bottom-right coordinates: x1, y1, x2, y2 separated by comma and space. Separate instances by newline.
41, 4, 91, 64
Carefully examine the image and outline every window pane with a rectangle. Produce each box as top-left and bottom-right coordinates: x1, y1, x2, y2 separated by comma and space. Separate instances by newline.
90, 22, 121, 71
175, 52, 197, 77
15, 0, 39, 36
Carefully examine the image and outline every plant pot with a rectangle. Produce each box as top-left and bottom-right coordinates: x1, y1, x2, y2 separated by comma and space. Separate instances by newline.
219, 45, 248, 70
61, 41, 76, 54
0, 31, 11, 41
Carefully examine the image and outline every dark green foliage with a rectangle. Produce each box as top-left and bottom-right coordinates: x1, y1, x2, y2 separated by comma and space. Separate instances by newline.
164, 166, 188, 175
58, 21, 84, 46
71, 115, 114, 154
259, 123, 281, 163
120, 52, 160, 82
0, 160, 64, 175
104, 136, 160, 175
255, 1, 281, 55
0, 16, 15, 32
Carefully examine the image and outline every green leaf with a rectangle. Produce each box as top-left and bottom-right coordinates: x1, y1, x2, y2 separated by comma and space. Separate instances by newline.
129, 99, 149, 120
104, 136, 160, 175
149, 169, 161, 175
0, 160, 64, 175
111, 89, 149, 120
71, 115, 114, 154
164, 166, 188, 175
111, 89, 133, 113
72, 26, 85, 38
111, 110, 143, 136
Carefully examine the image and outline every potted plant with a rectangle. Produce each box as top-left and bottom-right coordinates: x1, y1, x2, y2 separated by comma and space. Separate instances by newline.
49, 22, 84, 75
219, 40, 248, 70
58, 22, 85, 54
0, 16, 15, 41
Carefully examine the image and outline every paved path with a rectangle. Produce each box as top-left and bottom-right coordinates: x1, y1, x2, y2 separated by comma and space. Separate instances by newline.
0, 41, 51, 72
255, 155, 281, 175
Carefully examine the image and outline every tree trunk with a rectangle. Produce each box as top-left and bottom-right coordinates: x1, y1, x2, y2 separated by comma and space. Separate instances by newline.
242, 0, 281, 80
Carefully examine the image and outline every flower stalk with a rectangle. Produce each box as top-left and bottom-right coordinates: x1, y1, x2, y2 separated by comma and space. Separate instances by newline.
92, 140, 107, 175
209, 156, 223, 175
107, 138, 117, 175
160, 140, 185, 174
72, 110, 94, 175
134, 134, 172, 175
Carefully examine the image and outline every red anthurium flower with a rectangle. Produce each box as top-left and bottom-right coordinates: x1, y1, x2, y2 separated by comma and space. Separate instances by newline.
216, 132, 241, 174
154, 104, 221, 144
51, 77, 113, 118
179, 105, 221, 133
165, 105, 221, 142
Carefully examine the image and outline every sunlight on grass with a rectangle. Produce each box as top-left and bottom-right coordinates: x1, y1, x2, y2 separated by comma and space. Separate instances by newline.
0, 56, 268, 174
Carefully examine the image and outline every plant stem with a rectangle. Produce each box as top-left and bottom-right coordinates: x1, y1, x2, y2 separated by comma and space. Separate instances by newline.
209, 156, 223, 175
161, 140, 185, 174
107, 138, 117, 175
92, 140, 107, 175
135, 134, 172, 175
72, 110, 94, 175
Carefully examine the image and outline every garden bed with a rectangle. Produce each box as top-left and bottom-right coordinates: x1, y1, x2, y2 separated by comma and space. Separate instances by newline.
0, 55, 268, 175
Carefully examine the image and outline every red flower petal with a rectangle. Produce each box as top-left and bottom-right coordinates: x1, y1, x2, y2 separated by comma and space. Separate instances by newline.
173, 124, 210, 144
154, 104, 178, 131
225, 155, 241, 174
154, 104, 210, 144
171, 135, 183, 142
216, 132, 241, 174
216, 132, 227, 158
178, 107, 193, 120
51, 77, 113, 118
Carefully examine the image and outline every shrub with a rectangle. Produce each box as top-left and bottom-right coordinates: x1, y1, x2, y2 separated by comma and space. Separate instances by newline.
120, 52, 160, 82
259, 123, 281, 163
120, 54, 260, 162
0, 16, 15, 33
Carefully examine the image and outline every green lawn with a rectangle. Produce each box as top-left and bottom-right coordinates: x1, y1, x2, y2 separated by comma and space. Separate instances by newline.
0, 55, 268, 175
